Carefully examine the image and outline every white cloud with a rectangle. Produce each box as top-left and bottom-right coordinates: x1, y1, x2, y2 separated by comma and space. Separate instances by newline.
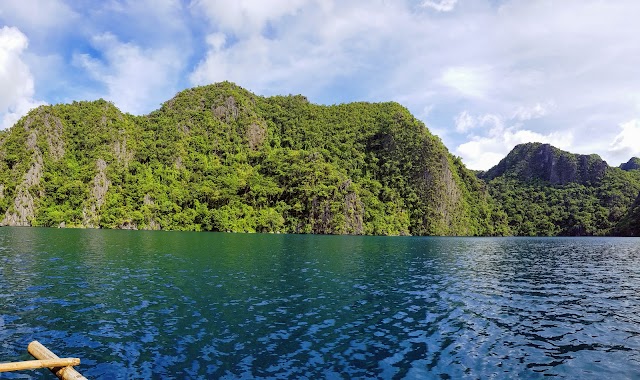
92, 0, 189, 45
455, 110, 509, 134
191, 0, 308, 36
382, 0, 640, 169
185, 0, 640, 169
3, 0, 640, 170
440, 66, 492, 99
206, 33, 226, 52
0, 0, 78, 31
189, 31, 344, 96
421, 0, 458, 12
455, 113, 574, 170
609, 119, 640, 163
455, 111, 475, 133
73, 33, 184, 114
189, 1, 407, 98
0, 26, 45, 129
512, 102, 552, 121
456, 129, 575, 170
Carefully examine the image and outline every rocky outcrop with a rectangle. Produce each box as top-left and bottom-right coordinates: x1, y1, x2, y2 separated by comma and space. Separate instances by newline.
2, 188, 36, 226
142, 193, 160, 230
119, 221, 138, 230
174, 156, 184, 170
344, 191, 364, 235
1, 124, 44, 226
212, 96, 240, 123
620, 157, 640, 171
82, 159, 111, 227
44, 114, 65, 161
1, 159, 42, 226
113, 132, 134, 166
247, 122, 267, 150
430, 156, 463, 233
482, 143, 608, 185
92, 159, 110, 208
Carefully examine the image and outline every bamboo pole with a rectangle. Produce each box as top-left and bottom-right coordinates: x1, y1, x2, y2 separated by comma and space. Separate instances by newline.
0, 358, 80, 372
27, 341, 87, 380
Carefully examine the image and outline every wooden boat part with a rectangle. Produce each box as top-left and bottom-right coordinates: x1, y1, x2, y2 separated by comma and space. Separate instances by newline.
0, 358, 80, 372
27, 340, 87, 380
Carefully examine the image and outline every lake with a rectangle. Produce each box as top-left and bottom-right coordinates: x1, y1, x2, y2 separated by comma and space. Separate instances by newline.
0, 228, 639, 379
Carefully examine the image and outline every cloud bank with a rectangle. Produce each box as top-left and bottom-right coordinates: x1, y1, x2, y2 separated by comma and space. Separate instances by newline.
0, 26, 45, 129
0, 0, 638, 169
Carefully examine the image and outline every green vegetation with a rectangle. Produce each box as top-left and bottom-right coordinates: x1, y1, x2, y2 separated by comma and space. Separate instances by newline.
483, 143, 640, 236
615, 192, 640, 236
0, 82, 507, 235
487, 171, 640, 236
2, 85, 638, 236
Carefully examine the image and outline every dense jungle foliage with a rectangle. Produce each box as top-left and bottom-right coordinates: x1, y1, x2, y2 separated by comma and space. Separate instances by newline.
482, 143, 640, 236
1, 84, 638, 236
615, 192, 640, 236
0, 82, 508, 235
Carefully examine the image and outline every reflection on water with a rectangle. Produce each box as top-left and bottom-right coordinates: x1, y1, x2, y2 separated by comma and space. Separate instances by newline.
1, 229, 640, 379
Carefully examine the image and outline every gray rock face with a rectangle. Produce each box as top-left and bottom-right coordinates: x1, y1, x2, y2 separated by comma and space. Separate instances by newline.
1, 127, 44, 226
82, 159, 111, 227
620, 157, 640, 171
483, 143, 608, 185
44, 114, 65, 161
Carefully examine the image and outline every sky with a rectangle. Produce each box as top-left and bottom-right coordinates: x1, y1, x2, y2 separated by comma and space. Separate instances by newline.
1, 0, 639, 170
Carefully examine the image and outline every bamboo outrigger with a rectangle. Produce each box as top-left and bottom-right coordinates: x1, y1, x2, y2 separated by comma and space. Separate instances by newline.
0, 341, 87, 380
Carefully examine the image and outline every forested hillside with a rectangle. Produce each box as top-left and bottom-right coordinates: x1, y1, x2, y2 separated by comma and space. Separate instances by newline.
0, 82, 508, 235
615, 192, 640, 236
482, 143, 640, 236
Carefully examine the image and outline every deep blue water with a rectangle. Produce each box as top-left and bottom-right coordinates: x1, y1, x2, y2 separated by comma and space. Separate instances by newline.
1, 228, 639, 379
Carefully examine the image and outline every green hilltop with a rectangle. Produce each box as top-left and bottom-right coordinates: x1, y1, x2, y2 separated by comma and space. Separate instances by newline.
620, 157, 640, 172
481, 142, 640, 236
0, 82, 508, 235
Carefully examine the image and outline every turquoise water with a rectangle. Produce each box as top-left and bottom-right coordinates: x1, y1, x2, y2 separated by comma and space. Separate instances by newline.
0, 228, 639, 379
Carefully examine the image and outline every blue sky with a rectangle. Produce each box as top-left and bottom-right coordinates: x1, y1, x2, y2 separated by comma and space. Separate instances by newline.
1, 0, 639, 170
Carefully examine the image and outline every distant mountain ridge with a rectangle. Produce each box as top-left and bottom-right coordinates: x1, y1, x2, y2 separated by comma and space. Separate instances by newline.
620, 157, 640, 171
481, 142, 608, 185
482, 143, 640, 236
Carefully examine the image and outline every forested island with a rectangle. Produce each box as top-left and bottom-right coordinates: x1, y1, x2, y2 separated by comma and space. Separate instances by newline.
0, 82, 638, 236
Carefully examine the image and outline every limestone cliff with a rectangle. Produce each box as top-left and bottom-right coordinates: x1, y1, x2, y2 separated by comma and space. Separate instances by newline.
620, 157, 640, 172
482, 143, 640, 236
482, 143, 609, 185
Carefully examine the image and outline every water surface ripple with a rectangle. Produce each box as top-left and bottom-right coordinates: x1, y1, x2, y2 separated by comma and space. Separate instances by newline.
1, 228, 639, 379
